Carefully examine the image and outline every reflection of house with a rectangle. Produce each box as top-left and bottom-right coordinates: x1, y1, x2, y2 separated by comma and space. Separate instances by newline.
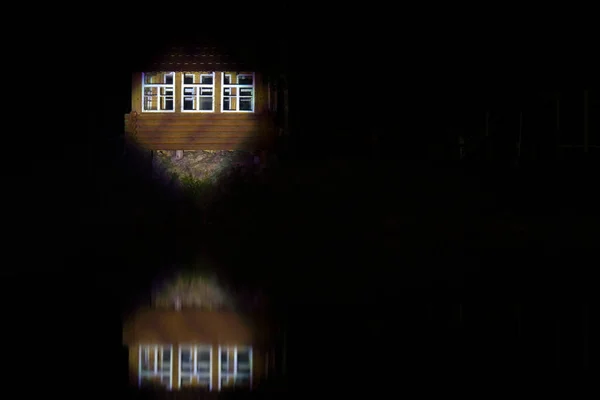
124, 41, 289, 152
123, 308, 274, 391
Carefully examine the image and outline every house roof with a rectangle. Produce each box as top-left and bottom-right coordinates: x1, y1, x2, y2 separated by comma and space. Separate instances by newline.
122, 308, 271, 346
137, 39, 275, 73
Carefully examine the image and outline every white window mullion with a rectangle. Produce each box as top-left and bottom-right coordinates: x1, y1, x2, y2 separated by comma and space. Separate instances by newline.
154, 347, 158, 374
218, 345, 222, 390
211, 72, 215, 111
194, 346, 198, 375
233, 347, 238, 384
181, 73, 184, 112
252, 72, 255, 112
138, 346, 143, 387
249, 347, 253, 390
197, 85, 200, 111
169, 346, 173, 390
221, 73, 225, 113
209, 346, 213, 391
178, 346, 182, 387
237, 86, 240, 111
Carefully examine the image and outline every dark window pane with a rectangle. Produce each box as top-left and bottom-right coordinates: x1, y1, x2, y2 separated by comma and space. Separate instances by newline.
184, 99, 194, 110
164, 100, 174, 110
198, 350, 210, 362
201, 76, 213, 84
224, 75, 231, 84
181, 350, 192, 362
240, 99, 252, 111
238, 75, 253, 85
200, 98, 213, 110
237, 350, 250, 364
184, 75, 194, 84
165, 75, 174, 84
197, 364, 210, 373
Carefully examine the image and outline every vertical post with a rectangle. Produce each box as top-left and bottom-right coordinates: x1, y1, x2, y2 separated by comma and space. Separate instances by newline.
583, 89, 589, 153
485, 110, 491, 162
372, 130, 379, 161
265, 351, 269, 379
582, 303, 589, 368
515, 303, 521, 338
556, 92, 561, 157
555, 306, 561, 368
556, 92, 560, 132
267, 77, 271, 112
284, 85, 289, 136
515, 303, 522, 369
516, 111, 523, 165
485, 111, 490, 137
88, 114, 93, 185
282, 329, 287, 377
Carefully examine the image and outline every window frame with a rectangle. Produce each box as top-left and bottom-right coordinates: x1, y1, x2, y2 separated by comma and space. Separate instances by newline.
141, 72, 175, 113
217, 345, 253, 390
181, 72, 215, 113
178, 344, 213, 390
138, 344, 173, 390
221, 72, 255, 113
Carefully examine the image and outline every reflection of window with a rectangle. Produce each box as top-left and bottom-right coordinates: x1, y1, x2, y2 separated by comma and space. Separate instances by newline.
179, 345, 213, 390
142, 72, 175, 112
182, 72, 215, 112
218, 346, 252, 390
139, 344, 173, 389
221, 72, 255, 113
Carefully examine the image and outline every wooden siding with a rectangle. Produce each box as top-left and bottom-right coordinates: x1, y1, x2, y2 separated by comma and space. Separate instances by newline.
126, 113, 276, 151
127, 72, 276, 150
123, 308, 271, 345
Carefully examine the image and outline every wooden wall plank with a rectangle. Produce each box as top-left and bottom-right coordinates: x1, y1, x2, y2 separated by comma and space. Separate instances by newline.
136, 132, 257, 139
136, 113, 261, 120
137, 126, 261, 134
130, 142, 259, 151
135, 137, 258, 144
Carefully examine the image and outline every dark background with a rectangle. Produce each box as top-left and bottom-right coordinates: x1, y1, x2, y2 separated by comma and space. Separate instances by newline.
4, 7, 597, 396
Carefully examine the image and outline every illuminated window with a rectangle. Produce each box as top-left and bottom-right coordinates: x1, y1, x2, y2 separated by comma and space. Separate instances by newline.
179, 345, 213, 390
139, 344, 173, 389
221, 72, 255, 113
182, 72, 215, 112
218, 346, 252, 390
142, 72, 175, 112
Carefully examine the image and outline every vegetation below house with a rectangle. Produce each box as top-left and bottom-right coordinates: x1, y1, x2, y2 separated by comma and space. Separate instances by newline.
152, 271, 233, 310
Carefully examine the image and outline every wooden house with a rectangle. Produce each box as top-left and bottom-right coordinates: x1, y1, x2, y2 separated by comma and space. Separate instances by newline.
123, 307, 275, 392
121, 272, 286, 393
124, 40, 289, 154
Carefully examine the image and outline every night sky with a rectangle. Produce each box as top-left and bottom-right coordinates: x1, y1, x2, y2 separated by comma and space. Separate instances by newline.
5, 10, 597, 395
